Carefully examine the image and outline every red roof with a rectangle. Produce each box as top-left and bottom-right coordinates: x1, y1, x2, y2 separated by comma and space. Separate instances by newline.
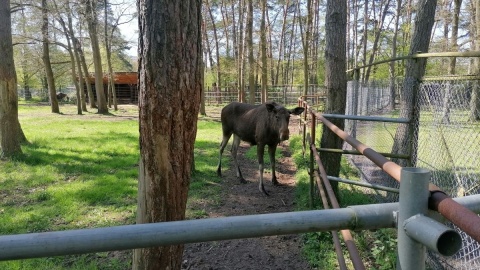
84, 72, 137, 85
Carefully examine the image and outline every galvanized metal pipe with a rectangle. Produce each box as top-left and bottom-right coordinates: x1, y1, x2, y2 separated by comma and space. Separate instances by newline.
314, 111, 480, 243
403, 214, 461, 256
397, 168, 430, 270
1, 194, 478, 262
327, 176, 399, 193
0, 204, 398, 261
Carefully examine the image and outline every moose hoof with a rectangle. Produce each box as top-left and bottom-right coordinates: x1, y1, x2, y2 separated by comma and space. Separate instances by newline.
260, 186, 270, 196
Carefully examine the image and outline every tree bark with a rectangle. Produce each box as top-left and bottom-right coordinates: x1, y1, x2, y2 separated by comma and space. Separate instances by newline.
364, 0, 392, 81
60, 3, 83, 115
300, 0, 312, 96
321, 0, 347, 195
362, 0, 368, 81
20, 9, 32, 101
274, 0, 289, 86
389, 0, 402, 110
42, 0, 59, 113
391, 0, 438, 167
0, 0, 26, 157
260, 0, 267, 103
72, 36, 88, 112
104, 0, 118, 111
246, 0, 255, 104
85, 0, 108, 114
133, 1, 202, 269
235, 1, 246, 103
469, 0, 480, 121
205, 0, 221, 91
76, 25, 97, 109
442, 0, 462, 123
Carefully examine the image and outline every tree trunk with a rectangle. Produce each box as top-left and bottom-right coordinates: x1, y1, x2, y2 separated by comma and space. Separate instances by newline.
260, 0, 267, 103
321, 0, 347, 195
234, 1, 246, 103
246, 0, 255, 104
133, 1, 202, 269
0, 0, 26, 157
85, 0, 108, 114
300, 0, 313, 96
389, 0, 402, 110
442, 0, 462, 123
104, 0, 118, 111
469, 0, 480, 121
206, 0, 221, 92
364, 0, 392, 82
76, 26, 97, 109
220, 0, 231, 57
55, 0, 83, 115
362, 0, 368, 81
42, 0, 59, 113
274, 0, 289, 86
20, 9, 32, 101
66, 12, 82, 115
391, 0, 438, 167
72, 36, 88, 112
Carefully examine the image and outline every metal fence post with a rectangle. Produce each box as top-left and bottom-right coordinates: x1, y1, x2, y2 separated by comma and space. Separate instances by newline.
397, 167, 430, 270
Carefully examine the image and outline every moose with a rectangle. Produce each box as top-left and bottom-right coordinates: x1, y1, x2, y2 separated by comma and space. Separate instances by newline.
56, 92, 69, 102
216, 101, 304, 195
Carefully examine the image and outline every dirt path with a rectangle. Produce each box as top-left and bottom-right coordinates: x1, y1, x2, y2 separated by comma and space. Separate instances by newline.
182, 137, 312, 270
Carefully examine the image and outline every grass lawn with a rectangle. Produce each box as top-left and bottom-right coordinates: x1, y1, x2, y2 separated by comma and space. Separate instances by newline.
1, 102, 401, 269
0, 103, 225, 269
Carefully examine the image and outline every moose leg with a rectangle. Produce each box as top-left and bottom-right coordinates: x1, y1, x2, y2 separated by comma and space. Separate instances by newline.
268, 144, 280, 186
231, 134, 246, 183
257, 144, 269, 196
217, 133, 232, 177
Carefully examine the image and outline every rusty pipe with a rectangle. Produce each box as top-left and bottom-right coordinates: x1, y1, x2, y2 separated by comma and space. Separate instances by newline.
312, 143, 366, 270
312, 110, 480, 243
314, 169, 348, 270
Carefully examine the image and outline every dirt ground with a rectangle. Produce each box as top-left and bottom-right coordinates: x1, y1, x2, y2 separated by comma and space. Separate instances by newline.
181, 118, 313, 270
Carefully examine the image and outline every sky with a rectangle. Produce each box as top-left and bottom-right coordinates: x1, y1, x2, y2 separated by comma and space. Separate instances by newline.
114, 1, 138, 57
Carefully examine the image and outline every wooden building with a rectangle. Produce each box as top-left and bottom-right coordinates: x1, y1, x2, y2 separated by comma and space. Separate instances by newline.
84, 72, 138, 104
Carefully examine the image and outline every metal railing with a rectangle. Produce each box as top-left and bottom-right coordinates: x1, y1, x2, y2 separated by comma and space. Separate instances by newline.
298, 97, 480, 269
0, 193, 478, 262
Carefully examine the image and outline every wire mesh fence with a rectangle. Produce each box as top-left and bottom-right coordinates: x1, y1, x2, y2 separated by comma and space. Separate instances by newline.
345, 77, 480, 269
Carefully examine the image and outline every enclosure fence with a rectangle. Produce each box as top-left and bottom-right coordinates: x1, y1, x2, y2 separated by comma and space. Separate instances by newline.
344, 73, 480, 268
204, 84, 325, 106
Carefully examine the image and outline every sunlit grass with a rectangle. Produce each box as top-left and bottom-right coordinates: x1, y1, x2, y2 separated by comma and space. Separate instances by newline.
0, 104, 139, 269
1, 103, 225, 269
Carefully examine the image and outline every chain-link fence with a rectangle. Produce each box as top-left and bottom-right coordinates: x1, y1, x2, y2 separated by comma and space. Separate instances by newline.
345, 77, 480, 269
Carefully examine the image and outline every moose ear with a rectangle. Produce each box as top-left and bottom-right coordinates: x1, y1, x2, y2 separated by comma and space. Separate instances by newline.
265, 103, 276, 112
289, 107, 305, 115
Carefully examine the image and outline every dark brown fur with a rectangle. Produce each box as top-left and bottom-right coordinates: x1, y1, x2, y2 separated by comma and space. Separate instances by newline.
216, 101, 304, 195
56, 92, 68, 102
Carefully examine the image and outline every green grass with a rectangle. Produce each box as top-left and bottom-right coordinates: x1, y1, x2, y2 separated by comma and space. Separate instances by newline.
187, 118, 224, 218
2, 103, 407, 269
289, 135, 397, 269
0, 104, 139, 269
0, 104, 225, 269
